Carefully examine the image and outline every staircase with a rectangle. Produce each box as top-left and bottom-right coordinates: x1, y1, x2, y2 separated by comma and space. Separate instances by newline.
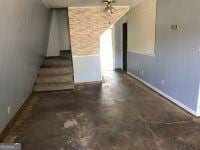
34, 51, 74, 92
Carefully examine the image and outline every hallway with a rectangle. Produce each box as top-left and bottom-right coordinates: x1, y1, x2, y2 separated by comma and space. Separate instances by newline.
2, 71, 200, 150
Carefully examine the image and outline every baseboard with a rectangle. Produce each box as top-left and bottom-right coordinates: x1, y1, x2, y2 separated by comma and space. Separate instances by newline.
127, 72, 199, 117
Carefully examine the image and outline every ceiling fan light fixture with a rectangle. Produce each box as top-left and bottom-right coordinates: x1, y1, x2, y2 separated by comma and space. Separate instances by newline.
103, 0, 116, 14
104, 5, 115, 14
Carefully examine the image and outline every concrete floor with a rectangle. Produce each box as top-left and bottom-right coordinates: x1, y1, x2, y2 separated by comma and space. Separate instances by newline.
2, 71, 200, 150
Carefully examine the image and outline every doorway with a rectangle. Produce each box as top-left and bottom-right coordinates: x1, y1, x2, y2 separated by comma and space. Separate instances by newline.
100, 27, 114, 71
122, 23, 128, 72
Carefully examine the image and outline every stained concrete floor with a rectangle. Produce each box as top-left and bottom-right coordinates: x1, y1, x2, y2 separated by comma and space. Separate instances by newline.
2, 71, 200, 150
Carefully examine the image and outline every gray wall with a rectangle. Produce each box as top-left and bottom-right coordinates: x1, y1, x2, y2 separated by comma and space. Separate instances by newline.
0, 0, 51, 133
57, 9, 71, 51
126, 0, 200, 115
47, 10, 60, 56
47, 9, 71, 57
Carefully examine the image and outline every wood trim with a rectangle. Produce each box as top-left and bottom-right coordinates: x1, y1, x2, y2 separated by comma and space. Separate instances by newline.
60, 50, 71, 52
45, 56, 61, 59
75, 81, 102, 86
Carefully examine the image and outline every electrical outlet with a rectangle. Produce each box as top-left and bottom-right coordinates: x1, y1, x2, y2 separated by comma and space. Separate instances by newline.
8, 106, 11, 115
161, 80, 165, 85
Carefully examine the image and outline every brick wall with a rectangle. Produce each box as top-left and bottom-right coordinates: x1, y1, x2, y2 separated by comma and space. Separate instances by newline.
68, 7, 129, 55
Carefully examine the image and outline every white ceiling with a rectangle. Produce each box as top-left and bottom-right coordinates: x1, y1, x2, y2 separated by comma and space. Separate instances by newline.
41, 0, 144, 8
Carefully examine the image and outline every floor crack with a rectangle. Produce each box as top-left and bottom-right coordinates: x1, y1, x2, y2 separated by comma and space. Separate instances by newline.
137, 113, 164, 150
148, 120, 193, 125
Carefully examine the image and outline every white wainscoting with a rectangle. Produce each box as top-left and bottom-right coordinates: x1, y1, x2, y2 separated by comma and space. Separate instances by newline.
73, 55, 102, 83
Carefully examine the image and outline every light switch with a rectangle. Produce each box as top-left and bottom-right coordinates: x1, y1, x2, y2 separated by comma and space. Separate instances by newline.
171, 25, 179, 31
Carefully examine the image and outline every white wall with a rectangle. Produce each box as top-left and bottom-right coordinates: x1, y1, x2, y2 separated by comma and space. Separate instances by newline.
73, 55, 102, 83
128, 0, 157, 56
100, 28, 114, 71
47, 9, 71, 57
0, 0, 51, 133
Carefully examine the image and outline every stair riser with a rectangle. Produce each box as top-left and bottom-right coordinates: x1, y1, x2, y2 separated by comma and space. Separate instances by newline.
34, 56, 75, 92
34, 84, 74, 92
39, 68, 73, 75
36, 76, 73, 83
44, 61, 72, 67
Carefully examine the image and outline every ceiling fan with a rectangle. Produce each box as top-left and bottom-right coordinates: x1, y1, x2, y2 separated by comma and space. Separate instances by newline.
103, 0, 116, 14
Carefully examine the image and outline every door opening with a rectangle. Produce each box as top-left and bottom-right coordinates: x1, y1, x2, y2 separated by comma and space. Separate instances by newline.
122, 23, 128, 72
100, 27, 114, 71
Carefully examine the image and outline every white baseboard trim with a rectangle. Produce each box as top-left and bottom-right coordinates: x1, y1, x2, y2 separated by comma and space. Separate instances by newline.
127, 72, 199, 117
196, 88, 200, 116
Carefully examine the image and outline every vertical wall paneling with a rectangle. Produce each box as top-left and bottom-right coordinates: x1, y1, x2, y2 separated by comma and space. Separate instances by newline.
0, 0, 51, 133
125, 0, 200, 115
